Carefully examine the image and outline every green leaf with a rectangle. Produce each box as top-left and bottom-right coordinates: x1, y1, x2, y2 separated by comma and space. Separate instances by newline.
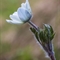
39, 29, 44, 42
44, 24, 55, 41
30, 24, 55, 43
50, 33, 55, 40
39, 24, 55, 43
30, 27, 40, 42
30, 27, 36, 34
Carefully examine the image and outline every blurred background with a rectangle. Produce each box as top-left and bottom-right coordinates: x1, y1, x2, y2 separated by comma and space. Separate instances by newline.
0, 0, 60, 60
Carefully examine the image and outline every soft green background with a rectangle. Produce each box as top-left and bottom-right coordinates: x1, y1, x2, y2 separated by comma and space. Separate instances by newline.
0, 0, 60, 60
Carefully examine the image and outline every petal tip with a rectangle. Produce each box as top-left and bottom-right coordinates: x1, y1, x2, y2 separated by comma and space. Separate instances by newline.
6, 20, 10, 22
6, 20, 12, 23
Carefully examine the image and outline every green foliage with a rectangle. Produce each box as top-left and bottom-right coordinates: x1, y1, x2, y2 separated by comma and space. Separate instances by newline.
30, 27, 40, 42
44, 24, 55, 41
30, 24, 56, 60
39, 29, 46, 42
30, 24, 55, 43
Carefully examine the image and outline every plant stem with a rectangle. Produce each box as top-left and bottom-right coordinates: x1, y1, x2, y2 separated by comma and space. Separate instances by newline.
28, 21, 56, 60
28, 21, 39, 31
48, 51, 56, 60
48, 42, 56, 60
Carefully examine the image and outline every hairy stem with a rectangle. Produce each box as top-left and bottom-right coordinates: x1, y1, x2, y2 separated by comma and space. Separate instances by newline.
28, 21, 39, 31
28, 21, 56, 60
48, 51, 56, 60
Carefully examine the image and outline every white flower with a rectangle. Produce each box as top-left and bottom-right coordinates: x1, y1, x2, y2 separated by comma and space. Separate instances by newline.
6, 0, 32, 24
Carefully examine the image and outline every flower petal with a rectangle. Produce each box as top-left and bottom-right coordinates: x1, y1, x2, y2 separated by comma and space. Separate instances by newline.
10, 12, 20, 21
6, 19, 23, 24
21, 0, 31, 13
21, 3, 26, 9
12, 12, 17, 15
26, 0, 31, 13
17, 7, 31, 22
